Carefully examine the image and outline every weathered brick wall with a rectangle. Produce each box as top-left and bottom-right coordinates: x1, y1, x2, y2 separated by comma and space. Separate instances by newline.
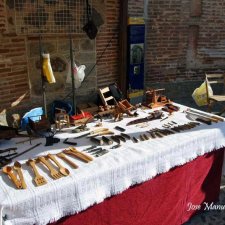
145, 0, 225, 85
2, 0, 225, 120
128, 0, 144, 17
0, 1, 6, 32
96, 0, 120, 87
0, 34, 29, 111
0, 0, 120, 120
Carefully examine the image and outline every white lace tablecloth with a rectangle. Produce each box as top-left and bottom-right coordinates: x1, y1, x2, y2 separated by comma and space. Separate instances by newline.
1, 104, 225, 225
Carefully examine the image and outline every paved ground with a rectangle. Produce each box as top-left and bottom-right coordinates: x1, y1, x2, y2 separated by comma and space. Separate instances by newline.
185, 176, 225, 225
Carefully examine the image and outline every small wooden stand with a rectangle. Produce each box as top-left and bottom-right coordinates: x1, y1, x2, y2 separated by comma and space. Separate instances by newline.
55, 113, 70, 130
145, 88, 171, 108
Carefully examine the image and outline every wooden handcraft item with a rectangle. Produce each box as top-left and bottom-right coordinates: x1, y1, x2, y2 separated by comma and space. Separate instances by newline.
27, 159, 47, 186
145, 88, 171, 108
55, 112, 70, 130
2, 166, 22, 189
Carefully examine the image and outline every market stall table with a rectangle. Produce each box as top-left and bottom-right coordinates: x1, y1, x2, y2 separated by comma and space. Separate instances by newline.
0, 104, 225, 225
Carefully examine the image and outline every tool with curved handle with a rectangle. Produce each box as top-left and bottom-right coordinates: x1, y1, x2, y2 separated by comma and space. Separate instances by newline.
14, 161, 27, 189
47, 154, 70, 176
27, 159, 47, 186
56, 153, 78, 169
38, 156, 62, 180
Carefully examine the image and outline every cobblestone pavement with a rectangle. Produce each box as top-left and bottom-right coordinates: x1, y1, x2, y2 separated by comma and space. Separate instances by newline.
184, 176, 225, 225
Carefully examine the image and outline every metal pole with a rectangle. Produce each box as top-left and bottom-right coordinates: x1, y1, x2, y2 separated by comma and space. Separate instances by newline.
39, 35, 47, 117
69, 34, 76, 114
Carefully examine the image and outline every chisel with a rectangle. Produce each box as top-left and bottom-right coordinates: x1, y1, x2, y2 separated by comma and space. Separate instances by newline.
90, 137, 104, 145
120, 133, 131, 140
102, 136, 113, 145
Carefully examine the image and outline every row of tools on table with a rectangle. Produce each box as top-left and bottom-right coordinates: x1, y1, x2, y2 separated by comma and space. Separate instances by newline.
1, 147, 94, 189
71, 121, 201, 148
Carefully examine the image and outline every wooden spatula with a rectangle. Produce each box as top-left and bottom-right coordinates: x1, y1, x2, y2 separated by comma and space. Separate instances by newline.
27, 159, 47, 186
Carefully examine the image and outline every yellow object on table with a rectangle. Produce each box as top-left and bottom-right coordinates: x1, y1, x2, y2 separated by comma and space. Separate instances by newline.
42, 53, 56, 84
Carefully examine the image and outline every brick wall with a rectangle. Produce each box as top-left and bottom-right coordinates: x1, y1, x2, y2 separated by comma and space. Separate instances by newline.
128, 0, 144, 17
96, 0, 120, 87
0, 0, 120, 119
0, 34, 29, 112
145, 0, 225, 84
1, 0, 225, 119
0, 1, 6, 33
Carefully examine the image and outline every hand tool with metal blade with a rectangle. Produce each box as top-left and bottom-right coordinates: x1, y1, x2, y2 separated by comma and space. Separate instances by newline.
90, 136, 104, 145
154, 130, 164, 137
102, 136, 113, 145
147, 131, 156, 138
126, 110, 163, 126
86, 147, 103, 153
114, 126, 126, 132
110, 144, 121, 149
74, 128, 109, 139
111, 136, 121, 144
143, 134, 149, 140
82, 145, 97, 152
139, 135, 146, 141
94, 150, 109, 157
0, 143, 41, 168
132, 137, 139, 143
0, 148, 17, 155
91, 148, 107, 155
120, 133, 131, 140
63, 138, 77, 145
195, 117, 211, 125
89, 130, 114, 137
186, 108, 224, 122
115, 135, 126, 142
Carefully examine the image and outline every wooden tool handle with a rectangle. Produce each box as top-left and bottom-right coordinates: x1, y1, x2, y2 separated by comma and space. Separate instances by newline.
48, 154, 63, 169
27, 159, 41, 178
69, 147, 93, 161
91, 128, 109, 134
56, 153, 78, 169
64, 150, 91, 163
14, 162, 27, 189
96, 131, 114, 136
2, 166, 22, 189
38, 156, 57, 173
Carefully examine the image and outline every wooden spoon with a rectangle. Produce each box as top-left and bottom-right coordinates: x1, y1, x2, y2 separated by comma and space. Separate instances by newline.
56, 153, 78, 169
47, 154, 70, 176
2, 166, 22, 189
14, 161, 27, 189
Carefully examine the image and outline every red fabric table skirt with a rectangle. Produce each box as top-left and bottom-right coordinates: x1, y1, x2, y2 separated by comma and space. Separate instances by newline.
51, 148, 224, 225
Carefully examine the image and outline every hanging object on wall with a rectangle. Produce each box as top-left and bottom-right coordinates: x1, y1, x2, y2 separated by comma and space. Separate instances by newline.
42, 53, 56, 84
83, 0, 98, 39
66, 61, 86, 89
14, 0, 92, 35
127, 17, 145, 90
